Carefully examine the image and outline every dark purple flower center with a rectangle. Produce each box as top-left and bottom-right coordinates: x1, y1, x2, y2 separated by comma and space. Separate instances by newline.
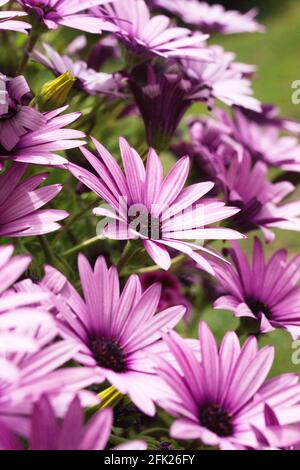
128, 212, 162, 239
246, 297, 271, 319
90, 336, 127, 372
199, 404, 233, 437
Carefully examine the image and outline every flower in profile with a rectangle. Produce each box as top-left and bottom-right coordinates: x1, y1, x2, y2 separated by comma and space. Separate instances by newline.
213, 238, 300, 338
150, 0, 264, 35
68, 137, 244, 273
154, 321, 300, 450
17, 0, 118, 34
181, 46, 261, 111
0, 74, 46, 152
0, 396, 146, 450
31, 43, 125, 97
94, 0, 211, 61
215, 151, 300, 241
0, 0, 31, 33
0, 163, 68, 237
0, 105, 86, 166
41, 253, 186, 416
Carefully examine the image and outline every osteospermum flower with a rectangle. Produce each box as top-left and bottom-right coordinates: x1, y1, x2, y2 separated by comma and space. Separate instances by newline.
31, 43, 125, 97
154, 321, 300, 450
0, 0, 31, 33
68, 137, 244, 273
213, 238, 300, 338
0, 163, 68, 237
216, 152, 300, 241
17, 0, 118, 33
0, 105, 85, 166
181, 46, 261, 112
0, 74, 46, 152
150, 0, 264, 35
94, 0, 211, 61
41, 254, 186, 415
0, 396, 146, 450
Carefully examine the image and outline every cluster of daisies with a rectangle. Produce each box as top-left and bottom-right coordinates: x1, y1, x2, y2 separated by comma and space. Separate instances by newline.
0, 0, 300, 451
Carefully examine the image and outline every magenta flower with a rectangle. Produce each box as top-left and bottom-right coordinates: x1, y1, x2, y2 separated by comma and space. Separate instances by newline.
94, 0, 211, 61
31, 43, 125, 97
215, 152, 300, 241
181, 46, 261, 112
41, 253, 186, 415
0, 74, 46, 152
17, 0, 118, 34
0, 396, 146, 450
0, 105, 85, 166
150, 1, 264, 35
213, 238, 300, 338
68, 137, 244, 273
154, 321, 300, 450
0, 0, 31, 33
0, 163, 68, 237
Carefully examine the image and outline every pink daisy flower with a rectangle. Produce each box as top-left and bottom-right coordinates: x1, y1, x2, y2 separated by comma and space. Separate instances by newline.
41, 253, 186, 416
0, 396, 146, 450
0, 0, 31, 34
68, 137, 244, 273
154, 321, 300, 450
0, 163, 68, 237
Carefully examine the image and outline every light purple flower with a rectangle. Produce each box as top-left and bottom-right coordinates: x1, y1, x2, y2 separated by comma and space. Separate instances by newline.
0, 0, 31, 33
0, 163, 68, 237
40, 253, 186, 416
154, 321, 300, 450
150, 0, 264, 35
17, 0, 118, 34
181, 46, 261, 112
68, 137, 245, 273
0, 105, 85, 166
94, 0, 211, 61
31, 43, 125, 97
0, 74, 46, 152
0, 396, 146, 450
213, 238, 300, 338
214, 151, 300, 241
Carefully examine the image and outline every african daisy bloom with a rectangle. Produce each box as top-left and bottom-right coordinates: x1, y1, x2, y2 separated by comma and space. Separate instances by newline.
154, 321, 300, 450
17, 0, 118, 34
215, 152, 300, 242
213, 238, 300, 338
0, 105, 85, 166
41, 254, 187, 416
94, 0, 212, 61
0, 0, 31, 34
31, 43, 125, 97
150, 0, 264, 35
68, 137, 245, 273
0, 396, 147, 450
0, 163, 68, 237
0, 74, 46, 153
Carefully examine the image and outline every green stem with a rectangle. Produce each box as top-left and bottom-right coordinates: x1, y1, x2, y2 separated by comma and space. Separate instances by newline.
17, 27, 41, 74
53, 199, 96, 244
132, 254, 186, 275
117, 241, 142, 274
62, 235, 102, 257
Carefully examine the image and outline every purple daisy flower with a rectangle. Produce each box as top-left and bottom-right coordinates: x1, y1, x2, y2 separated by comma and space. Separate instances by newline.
215, 152, 300, 241
31, 43, 125, 97
154, 321, 300, 450
17, 0, 118, 34
41, 254, 186, 416
94, 0, 211, 61
0, 396, 146, 450
0, 74, 46, 152
0, 105, 86, 166
213, 238, 300, 338
150, 0, 264, 35
0, 0, 31, 33
0, 163, 68, 237
68, 137, 244, 273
